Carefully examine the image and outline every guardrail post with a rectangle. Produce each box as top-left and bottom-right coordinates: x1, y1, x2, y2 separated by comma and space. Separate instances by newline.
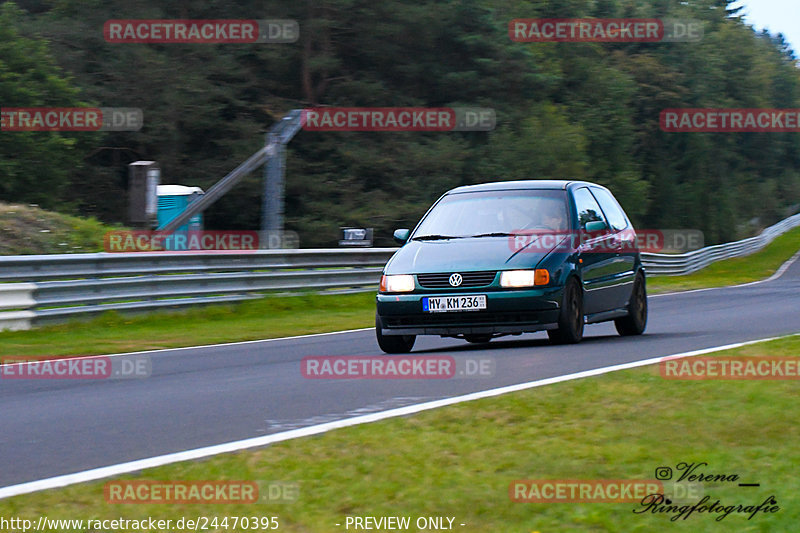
0, 283, 37, 331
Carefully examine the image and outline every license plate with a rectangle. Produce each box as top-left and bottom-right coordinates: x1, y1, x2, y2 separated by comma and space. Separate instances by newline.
423, 295, 487, 313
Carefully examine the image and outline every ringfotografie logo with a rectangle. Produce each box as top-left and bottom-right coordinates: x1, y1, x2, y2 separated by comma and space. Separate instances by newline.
635, 462, 779, 522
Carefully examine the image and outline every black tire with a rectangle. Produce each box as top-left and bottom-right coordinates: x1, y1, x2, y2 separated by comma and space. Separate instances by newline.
615, 273, 647, 336
547, 277, 584, 344
464, 334, 492, 344
375, 314, 416, 353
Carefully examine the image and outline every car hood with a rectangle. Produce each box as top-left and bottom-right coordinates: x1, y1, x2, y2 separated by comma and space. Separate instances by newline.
384, 235, 567, 274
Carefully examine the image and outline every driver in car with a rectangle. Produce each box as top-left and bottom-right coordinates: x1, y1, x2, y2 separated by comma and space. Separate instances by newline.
542, 203, 567, 232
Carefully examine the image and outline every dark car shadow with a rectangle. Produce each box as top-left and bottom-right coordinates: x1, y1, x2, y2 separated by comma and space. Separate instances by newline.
410, 331, 688, 354
412, 336, 549, 354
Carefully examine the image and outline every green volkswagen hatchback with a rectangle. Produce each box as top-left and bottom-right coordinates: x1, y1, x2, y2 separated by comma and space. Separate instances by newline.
375, 180, 647, 353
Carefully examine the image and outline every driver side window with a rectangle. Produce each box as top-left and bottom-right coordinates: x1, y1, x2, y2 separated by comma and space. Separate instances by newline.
573, 188, 606, 229
590, 188, 629, 231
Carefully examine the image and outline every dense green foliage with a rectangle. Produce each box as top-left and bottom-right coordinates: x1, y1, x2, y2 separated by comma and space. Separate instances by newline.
0, 2, 97, 208
2, 0, 799, 246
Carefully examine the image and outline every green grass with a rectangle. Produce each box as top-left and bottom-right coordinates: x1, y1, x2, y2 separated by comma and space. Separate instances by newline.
3, 335, 798, 532
0, 292, 376, 358
0, 201, 119, 255
1, 225, 797, 358
647, 225, 800, 294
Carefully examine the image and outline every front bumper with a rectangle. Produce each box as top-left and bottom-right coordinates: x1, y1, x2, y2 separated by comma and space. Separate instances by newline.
376, 287, 562, 336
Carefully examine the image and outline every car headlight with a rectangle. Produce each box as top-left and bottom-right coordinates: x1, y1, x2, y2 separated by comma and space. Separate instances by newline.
499, 269, 550, 287
380, 274, 415, 293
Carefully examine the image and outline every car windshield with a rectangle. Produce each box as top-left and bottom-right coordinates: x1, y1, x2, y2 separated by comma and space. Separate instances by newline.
412, 189, 569, 239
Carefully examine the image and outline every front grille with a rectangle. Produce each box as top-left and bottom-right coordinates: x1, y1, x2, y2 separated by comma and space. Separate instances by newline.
417, 271, 497, 288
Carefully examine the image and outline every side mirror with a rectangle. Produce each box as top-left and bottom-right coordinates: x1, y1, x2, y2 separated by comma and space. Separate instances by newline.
584, 220, 607, 232
393, 228, 410, 244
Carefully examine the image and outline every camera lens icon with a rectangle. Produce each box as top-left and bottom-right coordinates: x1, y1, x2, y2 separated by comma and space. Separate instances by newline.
655, 467, 673, 480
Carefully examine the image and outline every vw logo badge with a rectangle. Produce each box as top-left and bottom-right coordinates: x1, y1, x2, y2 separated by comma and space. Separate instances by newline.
449, 273, 463, 287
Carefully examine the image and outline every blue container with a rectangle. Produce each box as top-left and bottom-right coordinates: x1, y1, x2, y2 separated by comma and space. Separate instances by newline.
157, 185, 204, 250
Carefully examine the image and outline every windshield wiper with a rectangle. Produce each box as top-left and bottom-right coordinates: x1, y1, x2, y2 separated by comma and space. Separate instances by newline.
411, 234, 464, 241
469, 232, 519, 238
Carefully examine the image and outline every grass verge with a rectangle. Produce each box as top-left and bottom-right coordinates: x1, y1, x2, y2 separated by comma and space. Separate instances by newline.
2, 335, 798, 532
0, 292, 376, 358
0, 201, 118, 255
1, 226, 797, 358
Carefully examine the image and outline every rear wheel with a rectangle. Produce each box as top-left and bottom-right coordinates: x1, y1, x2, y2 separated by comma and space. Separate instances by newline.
548, 277, 584, 344
375, 314, 416, 353
615, 273, 647, 336
464, 334, 492, 344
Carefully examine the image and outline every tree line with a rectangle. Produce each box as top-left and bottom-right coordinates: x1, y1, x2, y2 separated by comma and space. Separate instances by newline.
1, 0, 798, 246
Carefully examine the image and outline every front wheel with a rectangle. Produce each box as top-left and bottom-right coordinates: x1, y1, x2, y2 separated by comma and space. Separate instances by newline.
464, 334, 492, 344
375, 314, 416, 353
548, 277, 584, 344
614, 273, 647, 336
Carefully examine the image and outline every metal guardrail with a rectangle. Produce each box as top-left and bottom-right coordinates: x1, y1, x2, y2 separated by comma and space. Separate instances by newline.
0, 215, 798, 331
0, 249, 396, 330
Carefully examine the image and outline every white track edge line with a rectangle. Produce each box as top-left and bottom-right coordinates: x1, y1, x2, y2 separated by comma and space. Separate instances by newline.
2, 327, 373, 367
1, 332, 797, 500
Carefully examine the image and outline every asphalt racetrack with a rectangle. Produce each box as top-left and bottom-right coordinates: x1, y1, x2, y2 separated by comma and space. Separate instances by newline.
1, 256, 798, 489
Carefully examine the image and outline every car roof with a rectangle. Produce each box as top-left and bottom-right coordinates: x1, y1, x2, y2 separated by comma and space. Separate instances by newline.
447, 179, 601, 194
